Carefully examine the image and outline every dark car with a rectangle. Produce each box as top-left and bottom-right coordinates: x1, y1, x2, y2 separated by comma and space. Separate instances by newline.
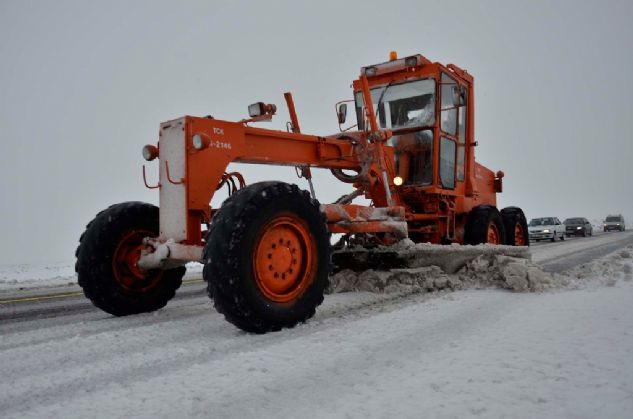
564, 217, 593, 237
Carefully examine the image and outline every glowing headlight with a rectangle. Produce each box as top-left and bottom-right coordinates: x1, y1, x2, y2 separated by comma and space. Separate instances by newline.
576, 226, 582, 230
142, 144, 159, 161
393, 176, 403, 186
543, 229, 550, 233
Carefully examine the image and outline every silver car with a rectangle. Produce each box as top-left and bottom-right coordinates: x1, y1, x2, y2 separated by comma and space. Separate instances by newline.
604, 215, 626, 232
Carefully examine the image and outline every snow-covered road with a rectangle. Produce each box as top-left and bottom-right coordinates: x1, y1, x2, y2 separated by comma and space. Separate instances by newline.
530, 230, 633, 271
1, 231, 633, 418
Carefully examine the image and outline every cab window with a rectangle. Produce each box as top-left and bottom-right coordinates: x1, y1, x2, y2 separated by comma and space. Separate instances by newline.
440, 136, 456, 189
389, 130, 433, 186
440, 73, 458, 135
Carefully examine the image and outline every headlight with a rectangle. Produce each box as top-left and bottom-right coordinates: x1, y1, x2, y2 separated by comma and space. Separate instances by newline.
404, 56, 419, 66
142, 144, 159, 161
364, 66, 377, 77
192, 134, 209, 150
248, 102, 264, 117
248, 102, 277, 117
393, 176, 403, 186
576, 226, 582, 230
543, 229, 550, 233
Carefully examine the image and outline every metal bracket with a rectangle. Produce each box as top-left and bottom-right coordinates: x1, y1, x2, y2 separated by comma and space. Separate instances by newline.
295, 166, 316, 200
142, 165, 160, 189
164, 160, 185, 185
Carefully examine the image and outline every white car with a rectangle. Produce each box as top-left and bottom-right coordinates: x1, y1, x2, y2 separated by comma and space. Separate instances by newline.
528, 217, 566, 242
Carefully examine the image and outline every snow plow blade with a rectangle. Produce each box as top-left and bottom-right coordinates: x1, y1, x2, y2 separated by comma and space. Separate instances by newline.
333, 242, 531, 274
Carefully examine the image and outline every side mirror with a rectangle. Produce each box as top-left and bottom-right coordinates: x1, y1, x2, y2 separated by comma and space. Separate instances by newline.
337, 103, 347, 124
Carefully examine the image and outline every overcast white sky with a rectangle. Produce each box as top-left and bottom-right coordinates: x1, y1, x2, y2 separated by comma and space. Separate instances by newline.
1, 0, 632, 265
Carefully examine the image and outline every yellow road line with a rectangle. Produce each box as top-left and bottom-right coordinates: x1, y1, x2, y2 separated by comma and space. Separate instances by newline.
0, 278, 204, 305
0, 292, 84, 304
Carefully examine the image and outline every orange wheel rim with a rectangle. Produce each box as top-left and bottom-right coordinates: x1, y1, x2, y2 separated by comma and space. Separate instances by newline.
514, 223, 526, 246
253, 214, 316, 303
487, 223, 501, 245
112, 230, 162, 292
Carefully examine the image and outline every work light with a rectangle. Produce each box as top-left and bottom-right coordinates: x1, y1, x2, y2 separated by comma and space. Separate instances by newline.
142, 144, 159, 161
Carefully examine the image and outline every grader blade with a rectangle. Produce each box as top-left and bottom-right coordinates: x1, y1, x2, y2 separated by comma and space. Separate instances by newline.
333, 242, 531, 274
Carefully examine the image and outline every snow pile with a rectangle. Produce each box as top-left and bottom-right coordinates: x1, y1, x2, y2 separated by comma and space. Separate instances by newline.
563, 245, 633, 288
456, 254, 554, 292
328, 244, 633, 295
327, 265, 458, 294
328, 254, 552, 295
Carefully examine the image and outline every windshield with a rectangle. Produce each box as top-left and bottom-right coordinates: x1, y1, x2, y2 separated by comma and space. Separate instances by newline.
529, 218, 555, 226
564, 218, 584, 225
606, 216, 621, 222
355, 79, 435, 131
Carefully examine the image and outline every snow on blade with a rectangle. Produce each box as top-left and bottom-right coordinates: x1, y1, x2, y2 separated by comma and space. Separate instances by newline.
329, 253, 551, 294
329, 242, 633, 295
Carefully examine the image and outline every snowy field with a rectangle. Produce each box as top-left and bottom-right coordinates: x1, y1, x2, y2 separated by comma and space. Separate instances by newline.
1, 232, 633, 418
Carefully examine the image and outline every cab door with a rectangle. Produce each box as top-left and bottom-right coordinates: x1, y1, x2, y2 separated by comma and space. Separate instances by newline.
438, 72, 467, 190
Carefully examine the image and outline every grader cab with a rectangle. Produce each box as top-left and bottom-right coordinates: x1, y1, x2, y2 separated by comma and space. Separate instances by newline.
76, 52, 528, 333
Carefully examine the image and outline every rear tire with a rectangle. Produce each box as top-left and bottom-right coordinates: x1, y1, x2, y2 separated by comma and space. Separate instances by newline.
500, 207, 529, 246
75, 202, 185, 316
204, 182, 331, 333
465, 205, 506, 245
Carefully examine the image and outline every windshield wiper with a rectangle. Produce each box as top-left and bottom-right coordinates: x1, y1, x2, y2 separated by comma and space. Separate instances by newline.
371, 81, 394, 131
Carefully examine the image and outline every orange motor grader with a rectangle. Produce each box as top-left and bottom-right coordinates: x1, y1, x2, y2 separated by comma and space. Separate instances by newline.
76, 52, 528, 333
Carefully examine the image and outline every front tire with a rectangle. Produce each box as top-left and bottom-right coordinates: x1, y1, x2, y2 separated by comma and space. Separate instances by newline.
204, 182, 331, 333
75, 202, 185, 316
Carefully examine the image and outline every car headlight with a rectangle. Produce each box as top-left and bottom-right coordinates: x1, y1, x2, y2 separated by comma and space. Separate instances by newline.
576, 226, 582, 230
543, 229, 550, 233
